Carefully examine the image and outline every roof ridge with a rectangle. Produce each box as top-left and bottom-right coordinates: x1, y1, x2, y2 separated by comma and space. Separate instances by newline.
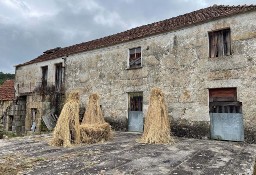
16, 4, 256, 67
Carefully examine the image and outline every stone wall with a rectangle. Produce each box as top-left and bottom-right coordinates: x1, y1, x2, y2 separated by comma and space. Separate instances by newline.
24, 93, 60, 133
1, 100, 26, 135
64, 11, 256, 140
0, 101, 12, 117
15, 58, 65, 134
12, 101, 26, 135
15, 58, 64, 96
0, 100, 13, 131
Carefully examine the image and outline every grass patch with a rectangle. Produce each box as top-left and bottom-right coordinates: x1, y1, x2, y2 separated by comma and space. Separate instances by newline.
2, 131, 20, 138
0, 154, 46, 175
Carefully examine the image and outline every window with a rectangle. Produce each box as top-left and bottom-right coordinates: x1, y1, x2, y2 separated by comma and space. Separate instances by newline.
129, 47, 141, 68
55, 63, 63, 92
209, 28, 231, 58
209, 88, 237, 102
209, 88, 242, 113
129, 92, 143, 111
41, 66, 48, 89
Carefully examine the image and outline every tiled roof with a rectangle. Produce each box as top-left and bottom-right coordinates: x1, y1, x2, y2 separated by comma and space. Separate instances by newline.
16, 5, 256, 67
0, 80, 15, 101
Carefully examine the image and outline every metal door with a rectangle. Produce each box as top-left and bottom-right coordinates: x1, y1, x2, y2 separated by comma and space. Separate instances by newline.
209, 88, 244, 142
128, 92, 143, 132
128, 111, 143, 132
210, 113, 244, 141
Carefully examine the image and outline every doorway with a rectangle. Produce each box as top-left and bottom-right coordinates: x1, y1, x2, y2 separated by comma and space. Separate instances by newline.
128, 92, 143, 132
8, 115, 13, 131
209, 88, 244, 141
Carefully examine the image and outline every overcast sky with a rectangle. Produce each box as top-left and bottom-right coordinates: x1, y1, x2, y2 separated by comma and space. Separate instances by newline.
0, 0, 255, 73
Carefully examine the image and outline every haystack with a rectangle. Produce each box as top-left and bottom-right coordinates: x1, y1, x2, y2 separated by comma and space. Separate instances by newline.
80, 123, 112, 144
140, 88, 174, 144
80, 93, 112, 144
50, 91, 81, 147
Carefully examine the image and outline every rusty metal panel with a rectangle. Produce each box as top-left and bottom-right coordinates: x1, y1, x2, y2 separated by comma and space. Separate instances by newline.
128, 111, 143, 132
210, 113, 244, 141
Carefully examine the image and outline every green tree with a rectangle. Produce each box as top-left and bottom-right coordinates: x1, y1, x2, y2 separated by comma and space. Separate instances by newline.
0, 72, 15, 85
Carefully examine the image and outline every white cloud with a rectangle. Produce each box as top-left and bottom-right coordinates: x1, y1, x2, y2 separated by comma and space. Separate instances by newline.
94, 12, 126, 28
0, 0, 255, 73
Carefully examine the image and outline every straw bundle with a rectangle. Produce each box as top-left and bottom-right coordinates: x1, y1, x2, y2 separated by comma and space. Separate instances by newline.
140, 88, 174, 144
80, 123, 112, 144
80, 93, 112, 143
82, 93, 105, 124
50, 91, 81, 147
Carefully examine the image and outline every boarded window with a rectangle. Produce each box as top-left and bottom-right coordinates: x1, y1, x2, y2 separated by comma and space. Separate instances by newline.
55, 63, 63, 92
129, 92, 143, 111
209, 88, 242, 113
209, 28, 231, 58
41, 66, 48, 88
129, 47, 142, 68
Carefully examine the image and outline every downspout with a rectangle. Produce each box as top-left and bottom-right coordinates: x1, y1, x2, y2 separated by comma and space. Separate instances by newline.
62, 56, 67, 94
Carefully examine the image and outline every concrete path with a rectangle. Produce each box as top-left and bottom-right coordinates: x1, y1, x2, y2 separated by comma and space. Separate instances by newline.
0, 132, 255, 175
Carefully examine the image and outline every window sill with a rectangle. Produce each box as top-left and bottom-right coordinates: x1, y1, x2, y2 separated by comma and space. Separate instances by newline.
209, 54, 232, 59
126, 66, 143, 70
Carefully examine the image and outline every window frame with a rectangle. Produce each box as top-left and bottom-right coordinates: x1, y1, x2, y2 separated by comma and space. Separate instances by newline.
128, 92, 143, 112
128, 47, 142, 69
209, 87, 242, 113
55, 63, 63, 92
41, 66, 48, 88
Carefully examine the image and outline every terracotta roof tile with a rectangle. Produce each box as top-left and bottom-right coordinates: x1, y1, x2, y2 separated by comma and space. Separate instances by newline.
0, 80, 15, 101
16, 5, 256, 67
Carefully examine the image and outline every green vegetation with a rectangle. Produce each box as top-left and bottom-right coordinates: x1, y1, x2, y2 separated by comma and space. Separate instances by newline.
0, 72, 15, 85
2, 131, 18, 138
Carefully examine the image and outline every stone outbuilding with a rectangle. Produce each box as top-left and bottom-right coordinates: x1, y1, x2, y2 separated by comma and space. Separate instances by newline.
0, 80, 16, 132
15, 5, 256, 142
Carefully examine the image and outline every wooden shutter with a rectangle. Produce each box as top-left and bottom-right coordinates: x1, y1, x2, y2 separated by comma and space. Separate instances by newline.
209, 33, 216, 58
225, 30, 231, 56
217, 31, 224, 57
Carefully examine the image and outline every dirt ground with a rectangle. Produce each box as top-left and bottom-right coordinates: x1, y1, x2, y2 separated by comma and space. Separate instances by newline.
0, 132, 255, 175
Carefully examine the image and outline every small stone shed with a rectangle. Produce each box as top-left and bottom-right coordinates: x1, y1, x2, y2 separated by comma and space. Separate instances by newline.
14, 5, 256, 142
0, 80, 16, 132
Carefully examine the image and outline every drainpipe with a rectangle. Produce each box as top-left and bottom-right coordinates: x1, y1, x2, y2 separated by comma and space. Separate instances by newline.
62, 56, 68, 93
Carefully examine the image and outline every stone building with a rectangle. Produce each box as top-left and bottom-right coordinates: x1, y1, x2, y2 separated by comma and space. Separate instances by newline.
15, 49, 65, 133
15, 5, 256, 142
0, 80, 16, 131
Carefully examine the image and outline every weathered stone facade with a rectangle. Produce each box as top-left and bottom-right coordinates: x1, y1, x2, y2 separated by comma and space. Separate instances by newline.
0, 80, 23, 135
15, 58, 64, 133
14, 6, 256, 142
0, 101, 13, 131
64, 11, 256, 141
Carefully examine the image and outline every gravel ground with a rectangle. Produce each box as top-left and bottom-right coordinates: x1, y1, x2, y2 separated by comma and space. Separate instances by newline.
0, 132, 255, 175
